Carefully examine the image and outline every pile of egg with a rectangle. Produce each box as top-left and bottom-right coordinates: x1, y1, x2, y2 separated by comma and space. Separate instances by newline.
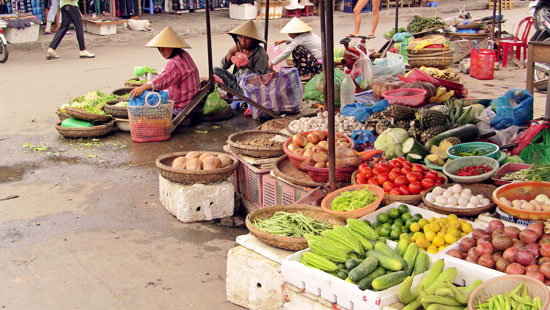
425, 184, 491, 209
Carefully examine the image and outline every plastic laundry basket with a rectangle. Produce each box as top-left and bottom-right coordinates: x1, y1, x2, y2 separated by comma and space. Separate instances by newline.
128, 92, 174, 143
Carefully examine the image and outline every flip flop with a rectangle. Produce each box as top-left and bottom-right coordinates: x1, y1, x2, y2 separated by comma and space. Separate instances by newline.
367, 34, 375, 39
46, 54, 60, 60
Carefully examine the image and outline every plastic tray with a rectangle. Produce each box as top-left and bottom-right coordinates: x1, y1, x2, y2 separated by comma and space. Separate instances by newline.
491, 162, 534, 186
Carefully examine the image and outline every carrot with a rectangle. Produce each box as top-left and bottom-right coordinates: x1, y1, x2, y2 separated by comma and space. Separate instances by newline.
359, 150, 383, 161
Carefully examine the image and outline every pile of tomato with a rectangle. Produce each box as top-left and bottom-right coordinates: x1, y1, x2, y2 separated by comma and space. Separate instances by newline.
355, 157, 445, 195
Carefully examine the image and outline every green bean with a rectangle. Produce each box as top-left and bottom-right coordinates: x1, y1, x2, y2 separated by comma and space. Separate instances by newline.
253, 211, 331, 237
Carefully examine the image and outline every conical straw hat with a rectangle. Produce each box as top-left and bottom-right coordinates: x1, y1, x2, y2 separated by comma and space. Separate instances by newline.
145, 27, 191, 49
228, 20, 266, 43
280, 17, 312, 34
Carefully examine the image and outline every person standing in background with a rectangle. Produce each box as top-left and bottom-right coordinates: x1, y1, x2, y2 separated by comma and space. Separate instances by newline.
349, 0, 380, 39
44, 0, 60, 34
46, 0, 94, 59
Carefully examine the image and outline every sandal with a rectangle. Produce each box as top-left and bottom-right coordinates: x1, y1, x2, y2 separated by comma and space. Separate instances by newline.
43, 31, 52, 35
46, 54, 60, 60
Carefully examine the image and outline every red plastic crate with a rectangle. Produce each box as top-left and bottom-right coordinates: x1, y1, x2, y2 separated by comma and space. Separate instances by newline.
262, 174, 314, 207
491, 163, 533, 185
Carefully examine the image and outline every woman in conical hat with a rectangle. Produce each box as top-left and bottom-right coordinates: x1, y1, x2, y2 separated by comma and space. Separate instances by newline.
270, 17, 322, 79
214, 20, 270, 93
130, 27, 200, 115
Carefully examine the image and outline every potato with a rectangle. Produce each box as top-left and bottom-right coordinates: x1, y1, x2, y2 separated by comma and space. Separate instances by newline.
185, 151, 201, 160
172, 156, 187, 170
314, 162, 326, 168
202, 156, 222, 170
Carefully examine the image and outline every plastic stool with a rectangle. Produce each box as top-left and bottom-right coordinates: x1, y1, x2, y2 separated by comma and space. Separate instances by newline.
285, 9, 301, 18
425, 1, 437, 7
142, 0, 154, 14
301, 5, 314, 16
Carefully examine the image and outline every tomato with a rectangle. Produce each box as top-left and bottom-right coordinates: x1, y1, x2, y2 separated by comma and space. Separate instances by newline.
374, 163, 390, 174
389, 160, 402, 169
406, 172, 418, 183
383, 181, 395, 192
400, 166, 412, 175
437, 175, 444, 183
355, 173, 367, 184
412, 172, 424, 181
367, 178, 380, 186
390, 188, 402, 195
419, 189, 429, 195
399, 185, 411, 195
377, 173, 389, 185
435, 180, 444, 186
395, 157, 407, 163
358, 163, 370, 175
363, 169, 374, 179
424, 171, 438, 181
401, 161, 412, 169
411, 164, 426, 174
394, 175, 407, 187
388, 170, 401, 182
421, 178, 435, 189
372, 166, 382, 176
408, 181, 422, 195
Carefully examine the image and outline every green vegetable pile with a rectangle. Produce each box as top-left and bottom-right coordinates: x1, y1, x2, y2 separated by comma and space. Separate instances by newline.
253, 211, 331, 237
331, 187, 378, 212
474, 281, 542, 310
407, 15, 445, 33
503, 155, 524, 164
60, 91, 119, 116
384, 27, 407, 39
457, 149, 489, 156
502, 164, 550, 182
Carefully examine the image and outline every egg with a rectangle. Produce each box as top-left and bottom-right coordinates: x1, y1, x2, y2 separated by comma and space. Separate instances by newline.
480, 198, 491, 207
443, 204, 455, 209
447, 197, 458, 206
452, 184, 462, 194
466, 203, 476, 208
432, 187, 444, 196
458, 198, 469, 207
435, 196, 447, 205
426, 193, 435, 200
443, 191, 453, 199
453, 194, 461, 200
426, 195, 435, 204
460, 192, 472, 200
476, 194, 485, 201
512, 200, 522, 209
462, 188, 472, 196
470, 196, 480, 205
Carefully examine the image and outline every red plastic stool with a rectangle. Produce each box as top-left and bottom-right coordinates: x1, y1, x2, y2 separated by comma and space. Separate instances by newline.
285, 9, 301, 17
301, 5, 314, 16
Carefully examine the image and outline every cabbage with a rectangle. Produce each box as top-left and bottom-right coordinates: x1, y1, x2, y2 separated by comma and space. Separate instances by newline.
374, 128, 409, 153
469, 104, 486, 121
387, 128, 409, 144
374, 134, 393, 152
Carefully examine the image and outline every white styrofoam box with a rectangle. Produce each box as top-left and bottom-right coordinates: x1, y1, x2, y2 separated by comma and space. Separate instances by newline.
236, 234, 294, 265
360, 202, 485, 259
85, 22, 117, 36
5, 24, 39, 44
229, 3, 257, 20
284, 282, 341, 310
226, 246, 285, 310
159, 175, 234, 222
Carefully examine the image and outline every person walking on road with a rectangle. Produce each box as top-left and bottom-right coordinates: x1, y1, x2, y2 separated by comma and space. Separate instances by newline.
46, 0, 94, 60
349, 0, 380, 38
44, 0, 60, 34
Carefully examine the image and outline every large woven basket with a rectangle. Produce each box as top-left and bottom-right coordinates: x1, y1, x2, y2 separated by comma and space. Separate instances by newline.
493, 181, 550, 221
257, 118, 291, 132
448, 32, 490, 40
407, 47, 449, 54
442, 156, 499, 184
407, 49, 454, 58
155, 151, 238, 185
245, 204, 346, 251
56, 109, 70, 121
112, 87, 133, 99
422, 183, 497, 216
104, 99, 129, 119
227, 130, 290, 158
55, 120, 115, 138
64, 107, 113, 123
273, 155, 323, 188
407, 56, 454, 68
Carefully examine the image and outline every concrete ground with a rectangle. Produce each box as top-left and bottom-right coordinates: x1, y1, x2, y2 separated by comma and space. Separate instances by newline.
0, 3, 546, 310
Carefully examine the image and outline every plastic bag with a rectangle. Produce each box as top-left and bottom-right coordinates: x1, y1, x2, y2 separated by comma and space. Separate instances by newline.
231, 52, 249, 68
392, 32, 413, 42
351, 130, 376, 145
489, 89, 533, 130
203, 86, 227, 114
129, 90, 169, 106
512, 121, 550, 155
399, 68, 468, 98
267, 45, 283, 72
350, 50, 373, 90
303, 68, 345, 107
341, 99, 390, 123
371, 52, 405, 80
520, 129, 550, 165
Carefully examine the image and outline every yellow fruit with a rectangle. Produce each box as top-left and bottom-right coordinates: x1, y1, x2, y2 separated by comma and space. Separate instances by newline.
429, 217, 437, 223
444, 233, 458, 244
423, 224, 433, 233
433, 236, 445, 247
440, 227, 447, 235
460, 232, 468, 238
459, 219, 467, 226
462, 222, 473, 234
431, 222, 441, 233
416, 238, 429, 249
448, 220, 460, 229
425, 230, 436, 242
413, 232, 425, 240
447, 214, 458, 222
437, 218, 447, 224
418, 218, 429, 228
400, 233, 411, 241
427, 245, 438, 254
438, 245, 447, 252
437, 231, 446, 239
410, 222, 421, 233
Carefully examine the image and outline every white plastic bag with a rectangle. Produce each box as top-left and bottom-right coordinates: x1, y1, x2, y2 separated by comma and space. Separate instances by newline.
476, 107, 519, 145
371, 52, 405, 80
350, 50, 373, 90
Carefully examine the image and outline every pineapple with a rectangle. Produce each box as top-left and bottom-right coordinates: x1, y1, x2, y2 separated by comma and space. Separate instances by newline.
394, 120, 410, 130
375, 119, 392, 135
426, 154, 445, 166
442, 137, 461, 146
388, 105, 415, 121
418, 109, 448, 128
420, 125, 447, 144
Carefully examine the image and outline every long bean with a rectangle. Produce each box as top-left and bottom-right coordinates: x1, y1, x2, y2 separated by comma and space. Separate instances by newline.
502, 165, 550, 182
253, 211, 331, 237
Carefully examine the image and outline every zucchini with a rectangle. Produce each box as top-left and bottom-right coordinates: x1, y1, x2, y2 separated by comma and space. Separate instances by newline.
349, 256, 379, 282
345, 258, 363, 270
371, 270, 408, 291
368, 250, 403, 271
414, 252, 429, 275
357, 267, 385, 290
424, 124, 479, 149
406, 153, 422, 163
402, 138, 429, 157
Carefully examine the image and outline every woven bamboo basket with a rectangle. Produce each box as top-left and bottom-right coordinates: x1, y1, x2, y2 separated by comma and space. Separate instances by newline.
273, 155, 323, 188
448, 32, 490, 40
111, 87, 133, 99
56, 109, 70, 121
200, 104, 234, 122
407, 56, 454, 68
456, 23, 484, 30
227, 130, 290, 158
55, 120, 115, 138
124, 77, 144, 88
155, 151, 238, 185
407, 47, 448, 55
407, 49, 454, 58
422, 183, 497, 216
64, 107, 113, 123
257, 118, 291, 132
104, 99, 129, 119
245, 204, 346, 251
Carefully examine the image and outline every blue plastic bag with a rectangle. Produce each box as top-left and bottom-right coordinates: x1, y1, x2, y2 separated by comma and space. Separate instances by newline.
129, 90, 169, 106
341, 99, 390, 123
392, 32, 414, 42
489, 89, 533, 130
351, 130, 376, 145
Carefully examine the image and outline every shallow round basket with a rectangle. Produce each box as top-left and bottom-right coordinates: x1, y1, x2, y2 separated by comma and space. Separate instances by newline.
449, 32, 490, 40
303, 162, 357, 184
456, 23, 484, 30
407, 56, 454, 68
383, 88, 427, 108
443, 156, 499, 184
64, 107, 113, 123
422, 183, 497, 216
446, 142, 500, 160
104, 99, 129, 119
407, 49, 454, 58
155, 151, 238, 185
467, 275, 550, 310
55, 120, 115, 139
124, 77, 143, 88
111, 87, 133, 99
492, 181, 550, 221
321, 184, 385, 219
115, 118, 130, 132
245, 204, 346, 251
424, 157, 444, 171
227, 130, 290, 158
257, 118, 291, 132
200, 104, 234, 122
407, 47, 450, 55
56, 109, 70, 121
273, 155, 324, 188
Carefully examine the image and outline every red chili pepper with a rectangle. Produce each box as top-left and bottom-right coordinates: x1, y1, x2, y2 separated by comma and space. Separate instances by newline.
457, 164, 491, 176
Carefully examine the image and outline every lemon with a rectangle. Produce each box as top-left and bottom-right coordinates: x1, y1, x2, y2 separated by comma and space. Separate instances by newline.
438, 245, 447, 252
462, 222, 473, 234
418, 218, 429, 228
448, 219, 460, 229
431, 222, 441, 233
416, 238, 429, 249
447, 214, 458, 222
423, 224, 433, 233
444, 233, 458, 244
437, 217, 447, 224
433, 236, 445, 247
413, 232, 425, 241
439, 227, 447, 235
447, 227, 460, 237
425, 230, 436, 242
429, 217, 437, 223
459, 219, 467, 226
437, 231, 446, 239
427, 245, 438, 254
410, 222, 421, 233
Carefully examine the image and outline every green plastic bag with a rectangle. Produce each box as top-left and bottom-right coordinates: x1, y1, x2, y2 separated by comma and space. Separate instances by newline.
520, 129, 550, 165
61, 118, 93, 128
303, 68, 345, 107
203, 86, 227, 115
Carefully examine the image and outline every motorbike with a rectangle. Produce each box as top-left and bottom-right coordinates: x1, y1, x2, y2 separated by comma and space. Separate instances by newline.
530, 3, 550, 90
0, 19, 8, 63
530, 0, 550, 30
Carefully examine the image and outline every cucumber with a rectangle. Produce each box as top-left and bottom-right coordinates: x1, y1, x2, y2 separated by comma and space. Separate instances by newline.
337, 270, 348, 280
414, 252, 429, 275
357, 267, 385, 290
374, 241, 408, 269
424, 124, 480, 149
345, 258, 363, 270
371, 270, 408, 291
406, 153, 422, 163
402, 138, 429, 157
394, 144, 405, 158
403, 243, 419, 275
349, 256, 379, 282
395, 238, 410, 257
412, 259, 444, 296
368, 250, 403, 271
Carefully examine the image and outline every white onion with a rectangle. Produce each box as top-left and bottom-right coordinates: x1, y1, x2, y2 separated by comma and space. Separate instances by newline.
470, 196, 480, 205
458, 198, 469, 206
432, 187, 444, 196
447, 197, 458, 205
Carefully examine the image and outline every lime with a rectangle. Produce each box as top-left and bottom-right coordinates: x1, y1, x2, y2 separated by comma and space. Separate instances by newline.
375, 226, 382, 236
379, 237, 387, 243
372, 222, 381, 229
405, 218, 416, 228
401, 226, 409, 234
380, 226, 391, 238
391, 223, 402, 232
398, 204, 409, 214
382, 223, 392, 229
401, 212, 413, 223
362, 219, 372, 226
412, 213, 423, 221
393, 218, 404, 227
377, 212, 390, 224
390, 229, 401, 240
389, 208, 400, 219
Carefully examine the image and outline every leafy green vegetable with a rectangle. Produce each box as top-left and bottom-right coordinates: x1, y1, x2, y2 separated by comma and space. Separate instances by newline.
502, 164, 550, 182
406, 15, 445, 33
331, 188, 378, 212
503, 155, 524, 164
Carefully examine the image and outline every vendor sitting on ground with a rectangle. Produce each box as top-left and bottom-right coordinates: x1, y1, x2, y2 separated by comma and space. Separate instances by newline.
214, 20, 270, 93
269, 17, 322, 79
129, 27, 200, 115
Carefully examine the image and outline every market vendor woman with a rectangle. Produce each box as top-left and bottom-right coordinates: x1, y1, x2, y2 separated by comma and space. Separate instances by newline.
130, 27, 201, 115
270, 17, 322, 79
214, 20, 270, 92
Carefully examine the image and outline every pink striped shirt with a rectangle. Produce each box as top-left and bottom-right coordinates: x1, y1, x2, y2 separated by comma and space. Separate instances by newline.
151, 51, 200, 113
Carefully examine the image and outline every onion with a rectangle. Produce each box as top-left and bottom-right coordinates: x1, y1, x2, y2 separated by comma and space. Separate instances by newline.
527, 221, 545, 239
448, 249, 465, 259
460, 238, 476, 253
541, 243, 550, 257
525, 243, 541, 258
478, 254, 495, 269
506, 263, 526, 275
520, 230, 539, 244
476, 242, 494, 256
503, 226, 520, 240
526, 264, 540, 272
488, 220, 505, 233
526, 270, 545, 282
503, 247, 518, 263
540, 262, 550, 279
496, 258, 510, 272
492, 235, 513, 251
292, 134, 306, 147
515, 249, 536, 266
